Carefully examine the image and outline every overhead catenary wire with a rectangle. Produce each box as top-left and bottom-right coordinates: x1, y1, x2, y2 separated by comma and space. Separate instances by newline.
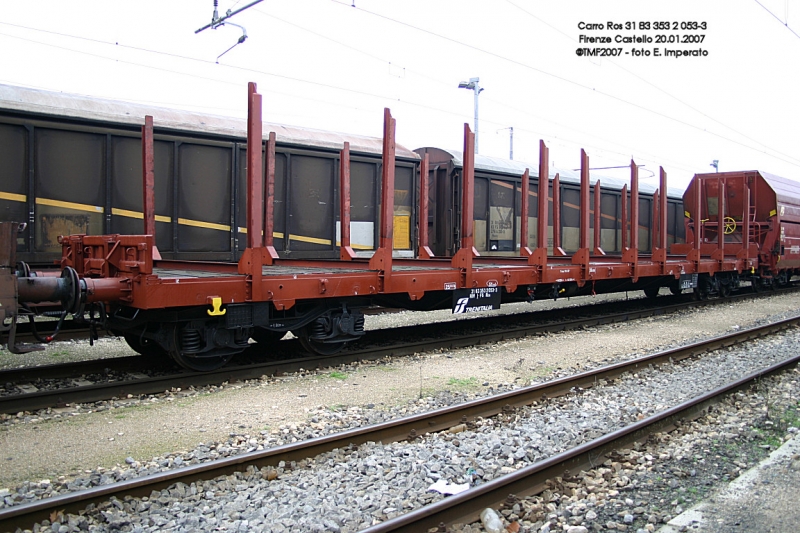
1, 2, 797, 178
242, 11, 695, 169
0, 20, 694, 172
0, 12, 786, 171
504, 0, 800, 168
328, 0, 800, 171
754, 0, 800, 40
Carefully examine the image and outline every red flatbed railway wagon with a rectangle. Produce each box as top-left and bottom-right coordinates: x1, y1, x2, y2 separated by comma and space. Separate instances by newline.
674, 170, 800, 296
0, 84, 768, 370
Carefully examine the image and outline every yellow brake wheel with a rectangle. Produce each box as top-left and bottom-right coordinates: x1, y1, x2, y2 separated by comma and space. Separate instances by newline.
723, 216, 737, 235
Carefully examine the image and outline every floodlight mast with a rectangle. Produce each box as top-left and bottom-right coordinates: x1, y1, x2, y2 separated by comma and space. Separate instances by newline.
497, 126, 514, 159
458, 77, 483, 153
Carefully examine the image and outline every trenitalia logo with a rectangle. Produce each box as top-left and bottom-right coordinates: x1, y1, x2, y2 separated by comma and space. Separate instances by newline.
453, 297, 470, 314
452, 287, 501, 314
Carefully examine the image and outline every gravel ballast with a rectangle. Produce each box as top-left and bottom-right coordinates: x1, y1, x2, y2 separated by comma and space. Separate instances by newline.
1, 292, 799, 532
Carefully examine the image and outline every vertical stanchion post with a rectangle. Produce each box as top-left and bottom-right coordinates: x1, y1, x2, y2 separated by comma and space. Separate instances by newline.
620, 183, 628, 251
593, 179, 605, 256
369, 108, 396, 288
651, 167, 668, 266
651, 188, 660, 253
142, 115, 155, 237
572, 150, 590, 267
712, 178, 726, 263
659, 167, 668, 251
263, 131, 279, 264
246, 82, 263, 251
461, 124, 475, 253
141, 115, 161, 260
339, 142, 356, 261
520, 168, 531, 256
528, 139, 549, 265
537, 141, 549, 257
552, 173, 565, 256
418, 153, 434, 259
738, 182, 750, 259
451, 123, 479, 284
580, 150, 590, 250
622, 160, 639, 281
238, 82, 265, 298
694, 177, 702, 255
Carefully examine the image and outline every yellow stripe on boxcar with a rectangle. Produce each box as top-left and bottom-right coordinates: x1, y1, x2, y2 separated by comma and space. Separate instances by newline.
36, 197, 103, 213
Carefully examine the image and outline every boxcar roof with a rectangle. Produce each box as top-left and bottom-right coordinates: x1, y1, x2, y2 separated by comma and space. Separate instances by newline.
762, 172, 800, 207
0, 84, 418, 159
416, 147, 684, 199
694, 171, 800, 208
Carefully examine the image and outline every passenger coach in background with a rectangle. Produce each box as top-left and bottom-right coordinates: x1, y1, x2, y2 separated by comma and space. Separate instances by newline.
0, 84, 419, 267
415, 147, 685, 259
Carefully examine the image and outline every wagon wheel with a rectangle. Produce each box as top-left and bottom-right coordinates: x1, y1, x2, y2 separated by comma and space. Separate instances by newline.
124, 333, 166, 357
719, 283, 732, 298
643, 285, 660, 299
723, 216, 737, 235
751, 277, 763, 293
167, 324, 235, 372
695, 279, 710, 301
170, 350, 235, 372
293, 327, 345, 356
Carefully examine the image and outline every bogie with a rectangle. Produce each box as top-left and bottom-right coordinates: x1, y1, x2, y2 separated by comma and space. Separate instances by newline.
166, 322, 246, 372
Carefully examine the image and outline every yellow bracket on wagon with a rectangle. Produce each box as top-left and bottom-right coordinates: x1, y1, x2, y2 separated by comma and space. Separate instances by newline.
207, 296, 227, 316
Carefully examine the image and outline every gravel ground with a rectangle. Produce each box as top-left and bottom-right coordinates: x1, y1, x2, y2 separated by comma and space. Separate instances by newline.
659, 432, 800, 533
1, 291, 799, 532
454, 369, 800, 533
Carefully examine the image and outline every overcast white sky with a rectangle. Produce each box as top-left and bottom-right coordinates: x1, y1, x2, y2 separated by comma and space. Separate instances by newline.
2, 0, 799, 190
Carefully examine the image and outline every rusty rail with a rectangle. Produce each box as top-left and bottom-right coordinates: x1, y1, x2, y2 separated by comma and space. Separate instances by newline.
1, 289, 787, 414
361, 350, 800, 532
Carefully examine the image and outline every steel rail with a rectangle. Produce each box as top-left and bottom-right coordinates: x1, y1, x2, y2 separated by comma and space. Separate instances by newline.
0, 291, 793, 414
0, 315, 797, 532
0, 354, 166, 383
360, 350, 800, 532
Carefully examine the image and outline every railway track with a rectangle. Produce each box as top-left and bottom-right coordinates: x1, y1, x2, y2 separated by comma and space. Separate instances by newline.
0, 314, 797, 532
0, 289, 783, 415
1, 288, 794, 412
